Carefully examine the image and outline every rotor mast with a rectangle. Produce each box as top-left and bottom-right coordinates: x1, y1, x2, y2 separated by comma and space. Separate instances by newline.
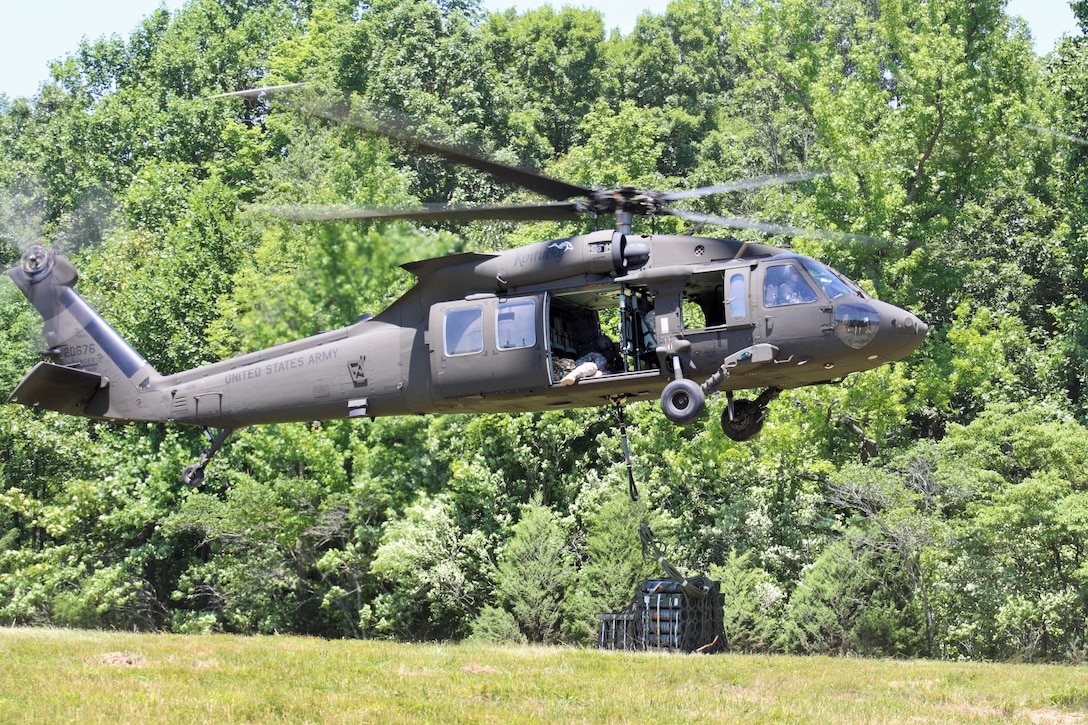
615, 210, 634, 235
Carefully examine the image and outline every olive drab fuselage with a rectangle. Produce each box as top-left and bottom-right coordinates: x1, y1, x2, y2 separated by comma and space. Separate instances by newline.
7, 230, 927, 437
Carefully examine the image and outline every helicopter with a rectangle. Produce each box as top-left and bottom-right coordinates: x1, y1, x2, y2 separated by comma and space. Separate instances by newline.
5, 102, 928, 485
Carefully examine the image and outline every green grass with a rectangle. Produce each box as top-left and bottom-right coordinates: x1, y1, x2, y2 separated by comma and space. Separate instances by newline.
0, 628, 1085, 723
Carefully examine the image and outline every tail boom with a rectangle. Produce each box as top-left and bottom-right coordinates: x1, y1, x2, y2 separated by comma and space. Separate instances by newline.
6, 246, 159, 422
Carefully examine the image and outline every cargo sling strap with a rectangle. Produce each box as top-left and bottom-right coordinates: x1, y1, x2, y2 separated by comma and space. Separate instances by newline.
612, 399, 711, 600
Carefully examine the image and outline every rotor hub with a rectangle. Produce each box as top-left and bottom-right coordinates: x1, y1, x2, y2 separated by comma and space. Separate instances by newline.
20, 245, 55, 280
585, 187, 665, 218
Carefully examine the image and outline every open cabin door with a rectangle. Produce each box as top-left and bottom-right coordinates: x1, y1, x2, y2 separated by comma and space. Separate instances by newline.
429, 294, 549, 399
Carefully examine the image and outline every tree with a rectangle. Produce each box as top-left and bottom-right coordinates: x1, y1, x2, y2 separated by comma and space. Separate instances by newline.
491, 501, 575, 644
368, 494, 492, 640
580, 493, 657, 611
482, 6, 606, 158
607, 0, 739, 174
1045, 7, 1088, 420
711, 550, 787, 653
784, 534, 927, 657
929, 404, 1088, 660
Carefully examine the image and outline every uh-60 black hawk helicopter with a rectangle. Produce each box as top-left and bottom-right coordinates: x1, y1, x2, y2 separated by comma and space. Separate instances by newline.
6, 101, 928, 485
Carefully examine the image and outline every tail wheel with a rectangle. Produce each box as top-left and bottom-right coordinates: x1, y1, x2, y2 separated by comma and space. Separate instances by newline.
182, 464, 205, 488
721, 398, 765, 441
660, 378, 706, 425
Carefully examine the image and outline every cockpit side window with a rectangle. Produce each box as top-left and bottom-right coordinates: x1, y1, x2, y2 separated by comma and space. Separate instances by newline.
764, 264, 818, 307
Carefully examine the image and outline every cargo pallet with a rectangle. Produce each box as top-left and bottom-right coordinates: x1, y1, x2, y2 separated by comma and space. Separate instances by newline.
597, 579, 725, 653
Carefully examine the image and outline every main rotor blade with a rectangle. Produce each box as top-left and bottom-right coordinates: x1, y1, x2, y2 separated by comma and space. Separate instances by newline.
662, 207, 890, 245
1023, 123, 1088, 147
215, 84, 593, 201
250, 201, 585, 224
207, 82, 312, 99
311, 105, 592, 202
659, 170, 831, 202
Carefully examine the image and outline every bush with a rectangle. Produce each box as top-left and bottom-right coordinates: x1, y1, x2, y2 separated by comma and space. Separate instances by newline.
469, 606, 526, 644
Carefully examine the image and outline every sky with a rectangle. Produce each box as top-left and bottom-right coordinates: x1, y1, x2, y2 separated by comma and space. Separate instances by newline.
0, 0, 1080, 100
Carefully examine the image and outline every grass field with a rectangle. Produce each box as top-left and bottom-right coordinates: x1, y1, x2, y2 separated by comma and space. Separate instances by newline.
0, 627, 1086, 723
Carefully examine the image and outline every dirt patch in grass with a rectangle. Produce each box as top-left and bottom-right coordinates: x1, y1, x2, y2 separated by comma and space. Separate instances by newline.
1023, 709, 1086, 724
93, 651, 147, 667
461, 663, 503, 675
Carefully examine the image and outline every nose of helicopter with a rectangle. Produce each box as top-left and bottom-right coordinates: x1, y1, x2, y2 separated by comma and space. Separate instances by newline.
829, 298, 927, 364
869, 301, 928, 361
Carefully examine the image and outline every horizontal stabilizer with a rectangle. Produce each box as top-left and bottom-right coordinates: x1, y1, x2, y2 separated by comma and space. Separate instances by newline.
8, 362, 107, 416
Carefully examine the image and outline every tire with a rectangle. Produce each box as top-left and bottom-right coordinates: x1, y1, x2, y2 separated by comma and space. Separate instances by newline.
660, 378, 706, 425
182, 464, 205, 487
720, 398, 765, 441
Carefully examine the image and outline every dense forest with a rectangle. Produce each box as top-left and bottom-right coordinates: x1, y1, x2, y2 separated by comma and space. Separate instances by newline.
1, 0, 1087, 662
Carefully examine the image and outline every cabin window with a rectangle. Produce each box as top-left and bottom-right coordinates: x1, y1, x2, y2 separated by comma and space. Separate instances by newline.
497, 299, 537, 350
728, 273, 747, 320
444, 306, 483, 356
764, 264, 818, 307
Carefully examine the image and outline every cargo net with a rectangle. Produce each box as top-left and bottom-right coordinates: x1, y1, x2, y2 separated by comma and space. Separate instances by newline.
598, 578, 725, 653
597, 523, 725, 653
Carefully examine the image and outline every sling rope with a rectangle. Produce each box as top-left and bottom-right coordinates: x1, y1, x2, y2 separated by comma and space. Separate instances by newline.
612, 399, 710, 599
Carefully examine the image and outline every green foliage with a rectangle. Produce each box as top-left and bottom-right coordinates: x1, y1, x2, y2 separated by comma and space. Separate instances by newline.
1, 0, 1087, 662
78, 175, 250, 372
369, 493, 492, 640
490, 502, 575, 644
0, 284, 41, 395
578, 492, 658, 613
783, 535, 926, 657
469, 605, 526, 644
711, 550, 786, 653
483, 6, 606, 157
928, 404, 1088, 661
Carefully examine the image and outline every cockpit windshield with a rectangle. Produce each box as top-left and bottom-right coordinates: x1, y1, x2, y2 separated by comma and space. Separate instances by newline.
799, 258, 854, 300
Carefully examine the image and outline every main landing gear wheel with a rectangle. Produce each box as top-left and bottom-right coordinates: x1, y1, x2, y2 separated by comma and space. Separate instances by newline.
660, 378, 706, 425
721, 398, 764, 441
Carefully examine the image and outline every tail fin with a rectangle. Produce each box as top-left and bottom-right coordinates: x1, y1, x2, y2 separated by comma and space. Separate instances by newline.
6, 246, 160, 421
